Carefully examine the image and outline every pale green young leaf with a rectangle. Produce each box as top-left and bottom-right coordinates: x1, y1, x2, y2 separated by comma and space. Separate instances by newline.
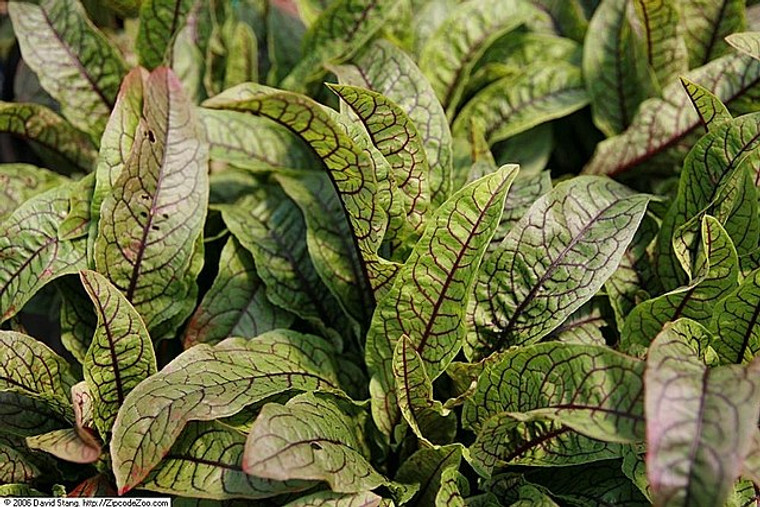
531, 0, 589, 41
282, 491, 382, 507
218, 187, 347, 334
463, 343, 646, 443
621, 446, 651, 501
710, 268, 760, 364
365, 166, 517, 435
111, 331, 341, 494
281, 0, 402, 91
203, 84, 394, 296
470, 411, 622, 475
199, 108, 318, 171
682, 0, 746, 66
622, 217, 739, 355
333, 40, 453, 207
411, 0, 458, 56
475, 32, 582, 74
183, 236, 294, 348
204, 17, 258, 96
8, 0, 128, 140
681, 77, 732, 129
276, 171, 374, 327
452, 61, 588, 145
0, 186, 87, 323
71, 381, 95, 432
329, 84, 431, 235
727, 32, 760, 61
434, 467, 466, 507
0, 102, 97, 175
25, 428, 100, 464
93, 68, 209, 335
80, 270, 157, 437
584, 52, 760, 177
58, 276, 97, 363
243, 393, 384, 493
136, 0, 195, 69
0, 164, 66, 222
0, 435, 44, 484
394, 445, 462, 507
632, 0, 688, 87
583, 0, 657, 136
646, 321, 760, 506
58, 173, 94, 242
418, 0, 533, 114
467, 177, 650, 359
142, 421, 313, 500
267, 2, 307, 85
508, 484, 559, 507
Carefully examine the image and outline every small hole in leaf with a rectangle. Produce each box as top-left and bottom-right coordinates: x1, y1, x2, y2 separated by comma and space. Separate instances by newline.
147, 130, 156, 143
142, 194, 149, 200
162, 213, 169, 220
152, 225, 159, 231
310, 442, 322, 450
140, 211, 147, 218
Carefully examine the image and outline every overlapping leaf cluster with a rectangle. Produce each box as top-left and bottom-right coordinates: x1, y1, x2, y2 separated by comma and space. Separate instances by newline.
2, 0, 760, 505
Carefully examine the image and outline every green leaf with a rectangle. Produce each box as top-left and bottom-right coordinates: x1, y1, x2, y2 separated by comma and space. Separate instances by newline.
584, 52, 760, 177
645, 320, 760, 506
58, 276, 97, 363
281, 491, 383, 507
452, 61, 588, 145
329, 84, 430, 236
394, 445, 462, 507
0, 186, 87, 323
418, 0, 532, 114
681, 77, 732, 129
203, 16, 258, 96
434, 467, 467, 507
243, 393, 385, 493
282, 0, 401, 91
218, 187, 347, 334
136, 0, 195, 69
8, 0, 128, 140
0, 164, 66, 222
0, 392, 72, 437
463, 343, 646, 443
0, 485, 46, 497
183, 236, 295, 348
493, 125, 554, 178
632, 0, 688, 87
621, 445, 651, 501
199, 108, 318, 171
142, 420, 313, 500
582, 0, 657, 136
276, 171, 374, 327
551, 299, 609, 346
467, 176, 650, 359
622, 217, 739, 354
333, 40, 453, 207
0, 103, 97, 175
0, 434, 45, 484
93, 67, 209, 335
727, 32, 760, 61
682, 0, 746, 66
25, 428, 101, 464
710, 268, 760, 364
365, 166, 517, 435
267, 2, 307, 85
80, 270, 157, 437
111, 331, 340, 493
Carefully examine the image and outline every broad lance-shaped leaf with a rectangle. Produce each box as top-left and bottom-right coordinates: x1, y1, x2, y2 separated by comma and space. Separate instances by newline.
365, 166, 517, 435
281, 491, 382, 507
584, 51, 760, 177
203, 85, 397, 296
710, 268, 760, 364
280, 0, 401, 91
244, 393, 385, 494
452, 61, 588, 145
419, 0, 533, 114
136, 0, 195, 69
333, 39, 453, 207
463, 343, 646, 443
469, 411, 623, 475
467, 176, 650, 360
0, 185, 87, 323
142, 421, 313, 500
582, 0, 657, 136
80, 270, 157, 437
632, 0, 688, 86
622, 217, 739, 355
25, 428, 100, 464
111, 331, 341, 493
276, 171, 374, 327
682, 0, 746, 66
329, 84, 430, 235
94, 67, 209, 334
218, 187, 348, 334
183, 236, 295, 348
0, 102, 97, 175
646, 320, 760, 506
681, 77, 732, 129
0, 164, 66, 222
199, 108, 318, 171
395, 445, 462, 507
8, 0, 127, 140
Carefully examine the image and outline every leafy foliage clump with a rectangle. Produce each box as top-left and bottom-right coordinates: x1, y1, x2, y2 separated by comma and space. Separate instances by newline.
2, 0, 760, 505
